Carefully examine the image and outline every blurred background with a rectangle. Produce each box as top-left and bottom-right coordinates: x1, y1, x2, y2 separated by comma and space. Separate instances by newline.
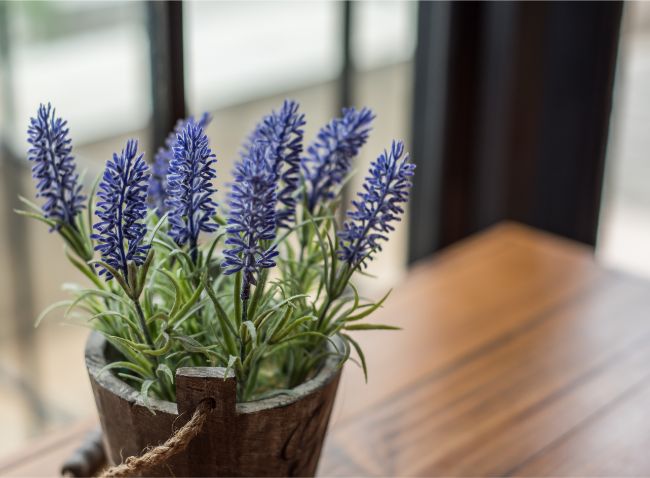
0, 0, 645, 459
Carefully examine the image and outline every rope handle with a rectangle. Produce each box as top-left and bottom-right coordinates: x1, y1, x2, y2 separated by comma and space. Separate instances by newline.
100, 399, 214, 477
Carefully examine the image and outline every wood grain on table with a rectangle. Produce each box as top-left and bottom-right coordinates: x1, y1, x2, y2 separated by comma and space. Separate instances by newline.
2, 222, 650, 477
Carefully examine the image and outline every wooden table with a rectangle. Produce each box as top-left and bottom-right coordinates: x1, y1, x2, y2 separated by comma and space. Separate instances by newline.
3, 222, 650, 476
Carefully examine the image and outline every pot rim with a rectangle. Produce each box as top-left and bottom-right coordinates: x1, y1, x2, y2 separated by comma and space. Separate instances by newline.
85, 330, 343, 415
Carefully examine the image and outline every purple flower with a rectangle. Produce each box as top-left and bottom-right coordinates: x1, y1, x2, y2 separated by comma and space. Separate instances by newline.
148, 113, 211, 215
27, 103, 85, 229
92, 140, 150, 280
337, 140, 415, 268
165, 122, 218, 260
222, 143, 279, 300
246, 100, 304, 228
302, 107, 374, 212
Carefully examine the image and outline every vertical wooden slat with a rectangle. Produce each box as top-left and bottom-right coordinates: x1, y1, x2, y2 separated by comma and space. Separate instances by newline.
147, 1, 187, 150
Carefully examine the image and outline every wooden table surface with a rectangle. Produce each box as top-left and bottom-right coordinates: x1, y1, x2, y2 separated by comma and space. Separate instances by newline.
3, 222, 650, 477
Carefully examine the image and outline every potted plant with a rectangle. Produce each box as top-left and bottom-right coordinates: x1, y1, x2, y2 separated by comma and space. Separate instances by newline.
19, 101, 415, 477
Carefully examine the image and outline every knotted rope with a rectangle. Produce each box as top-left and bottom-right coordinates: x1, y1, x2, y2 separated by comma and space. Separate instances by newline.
100, 399, 214, 477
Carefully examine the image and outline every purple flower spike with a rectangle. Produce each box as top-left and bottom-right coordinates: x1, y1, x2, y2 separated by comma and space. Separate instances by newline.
27, 103, 85, 229
337, 140, 415, 268
247, 100, 305, 228
92, 140, 150, 280
302, 107, 375, 212
148, 113, 212, 215
165, 122, 218, 260
222, 143, 279, 300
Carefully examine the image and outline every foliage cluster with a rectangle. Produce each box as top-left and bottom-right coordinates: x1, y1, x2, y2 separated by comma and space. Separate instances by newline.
19, 101, 415, 403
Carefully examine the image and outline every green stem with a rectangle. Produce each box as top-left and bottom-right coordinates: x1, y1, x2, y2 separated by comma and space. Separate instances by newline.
234, 271, 242, 327
133, 299, 155, 349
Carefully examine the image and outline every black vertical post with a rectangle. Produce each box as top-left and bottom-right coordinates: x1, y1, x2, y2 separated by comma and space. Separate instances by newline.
408, 1, 453, 262
408, 1, 622, 263
339, 0, 354, 214
339, 0, 353, 111
147, 1, 186, 150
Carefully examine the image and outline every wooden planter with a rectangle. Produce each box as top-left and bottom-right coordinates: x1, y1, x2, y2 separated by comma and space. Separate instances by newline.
85, 331, 342, 476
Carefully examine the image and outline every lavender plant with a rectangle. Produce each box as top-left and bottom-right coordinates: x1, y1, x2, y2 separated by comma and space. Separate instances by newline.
302, 107, 374, 212
21, 101, 415, 403
166, 121, 219, 263
149, 113, 212, 215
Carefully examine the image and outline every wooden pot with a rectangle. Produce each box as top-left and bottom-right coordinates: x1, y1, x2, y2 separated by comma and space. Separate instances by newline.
85, 331, 342, 476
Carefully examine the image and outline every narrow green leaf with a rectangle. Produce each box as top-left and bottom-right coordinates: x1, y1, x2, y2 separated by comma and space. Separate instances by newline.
242, 320, 257, 348
65, 249, 104, 289
142, 332, 172, 356
140, 379, 156, 409
344, 323, 401, 331
234, 271, 242, 327
156, 363, 174, 384
224, 355, 238, 380
170, 281, 204, 324
17, 195, 42, 213
87, 260, 130, 295
342, 333, 368, 382
136, 249, 155, 297
204, 279, 238, 356
304, 209, 330, 292
247, 268, 268, 322
158, 269, 182, 318
345, 289, 392, 322
98, 361, 152, 380
35, 300, 73, 327
14, 209, 57, 228
147, 212, 169, 245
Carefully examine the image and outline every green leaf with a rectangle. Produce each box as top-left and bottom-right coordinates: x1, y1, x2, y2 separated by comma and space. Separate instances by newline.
128, 261, 139, 291
156, 363, 174, 384
98, 360, 152, 380
105, 333, 149, 352
87, 260, 130, 296
234, 271, 242, 327
271, 314, 317, 343
103, 336, 152, 371
147, 212, 169, 245
65, 249, 104, 289
136, 249, 155, 297
224, 354, 238, 380
304, 209, 330, 292
158, 269, 182, 318
152, 238, 175, 253
140, 379, 156, 409
266, 306, 292, 342
174, 334, 213, 354
35, 300, 73, 327
247, 268, 268, 322
205, 231, 227, 265
171, 300, 209, 330
65, 289, 133, 319
86, 175, 101, 248
275, 331, 338, 350
342, 333, 368, 382
203, 278, 238, 356
14, 209, 57, 228
142, 332, 172, 356
344, 323, 401, 331
88, 311, 142, 339
345, 289, 392, 322
17, 195, 42, 213
170, 281, 205, 324
59, 223, 91, 261
242, 320, 257, 348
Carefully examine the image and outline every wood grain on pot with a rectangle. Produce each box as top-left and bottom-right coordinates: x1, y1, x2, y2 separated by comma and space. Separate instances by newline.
86, 332, 342, 477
